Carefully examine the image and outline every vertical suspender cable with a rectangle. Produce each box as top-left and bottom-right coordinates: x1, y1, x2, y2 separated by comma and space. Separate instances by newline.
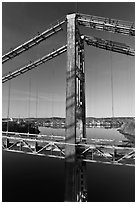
7, 72, 11, 132
130, 59, 134, 116
110, 52, 114, 118
36, 86, 38, 119
109, 33, 114, 118
28, 74, 31, 134
35, 42, 39, 120
51, 60, 54, 137
127, 56, 133, 117
35, 83, 38, 139
127, 53, 134, 116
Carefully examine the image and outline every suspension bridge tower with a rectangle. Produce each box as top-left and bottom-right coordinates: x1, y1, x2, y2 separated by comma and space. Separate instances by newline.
2, 10, 135, 202
65, 13, 87, 202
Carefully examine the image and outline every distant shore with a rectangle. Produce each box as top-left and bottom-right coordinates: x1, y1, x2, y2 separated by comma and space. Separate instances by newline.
2, 116, 134, 129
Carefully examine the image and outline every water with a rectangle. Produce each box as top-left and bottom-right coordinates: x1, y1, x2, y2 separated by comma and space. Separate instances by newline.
39, 126, 126, 140
39, 126, 126, 141
2, 127, 135, 202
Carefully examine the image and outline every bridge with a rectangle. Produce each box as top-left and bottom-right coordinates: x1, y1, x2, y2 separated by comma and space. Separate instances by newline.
2, 13, 135, 202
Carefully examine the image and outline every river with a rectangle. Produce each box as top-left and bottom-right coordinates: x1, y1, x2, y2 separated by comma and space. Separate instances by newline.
2, 127, 135, 202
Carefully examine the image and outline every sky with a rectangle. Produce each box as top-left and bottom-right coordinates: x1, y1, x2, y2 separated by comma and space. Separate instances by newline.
2, 2, 135, 118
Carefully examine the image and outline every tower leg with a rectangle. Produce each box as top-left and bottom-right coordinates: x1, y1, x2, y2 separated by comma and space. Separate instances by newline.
65, 13, 87, 202
65, 13, 77, 201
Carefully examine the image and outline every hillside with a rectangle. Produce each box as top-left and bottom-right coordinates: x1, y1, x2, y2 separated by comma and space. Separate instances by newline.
118, 120, 135, 137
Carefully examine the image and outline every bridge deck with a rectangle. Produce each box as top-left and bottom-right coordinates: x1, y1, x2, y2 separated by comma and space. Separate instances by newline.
2, 131, 135, 167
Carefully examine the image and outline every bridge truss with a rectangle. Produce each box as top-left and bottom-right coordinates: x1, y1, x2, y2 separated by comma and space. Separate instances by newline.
2, 13, 135, 202
2, 131, 135, 167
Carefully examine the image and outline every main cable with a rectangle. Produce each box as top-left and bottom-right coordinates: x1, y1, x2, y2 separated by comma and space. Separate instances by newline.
2, 16, 66, 64
2, 45, 67, 83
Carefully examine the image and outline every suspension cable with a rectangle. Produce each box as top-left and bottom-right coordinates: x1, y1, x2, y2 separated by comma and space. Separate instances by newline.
109, 32, 114, 118
28, 74, 31, 134
2, 13, 135, 64
77, 14, 135, 36
110, 55, 114, 118
7, 72, 11, 132
129, 58, 134, 116
2, 16, 66, 64
36, 86, 38, 119
35, 42, 39, 120
2, 45, 67, 83
83, 35, 135, 56
127, 55, 133, 116
51, 58, 54, 138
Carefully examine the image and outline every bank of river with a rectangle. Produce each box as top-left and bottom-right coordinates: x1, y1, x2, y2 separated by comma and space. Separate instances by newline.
118, 120, 135, 143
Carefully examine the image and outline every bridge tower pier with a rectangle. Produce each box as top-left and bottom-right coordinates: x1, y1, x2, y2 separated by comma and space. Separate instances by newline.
65, 13, 87, 202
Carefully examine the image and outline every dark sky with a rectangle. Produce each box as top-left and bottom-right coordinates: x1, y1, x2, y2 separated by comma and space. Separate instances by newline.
2, 2, 135, 118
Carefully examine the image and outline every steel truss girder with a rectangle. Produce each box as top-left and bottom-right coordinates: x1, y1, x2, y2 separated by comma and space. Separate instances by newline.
3, 147, 134, 167
2, 135, 65, 157
3, 148, 64, 160
2, 131, 65, 140
2, 18, 66, 64
2, 134, 135, 166
81, 143, 135, 166
2, 131, 134, 147
2, 45, 67, 83
77, 13, 135, 36
83, 35, 135, 56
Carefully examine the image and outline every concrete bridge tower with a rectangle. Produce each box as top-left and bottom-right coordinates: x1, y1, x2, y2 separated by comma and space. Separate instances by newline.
65, 13, 87, 202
